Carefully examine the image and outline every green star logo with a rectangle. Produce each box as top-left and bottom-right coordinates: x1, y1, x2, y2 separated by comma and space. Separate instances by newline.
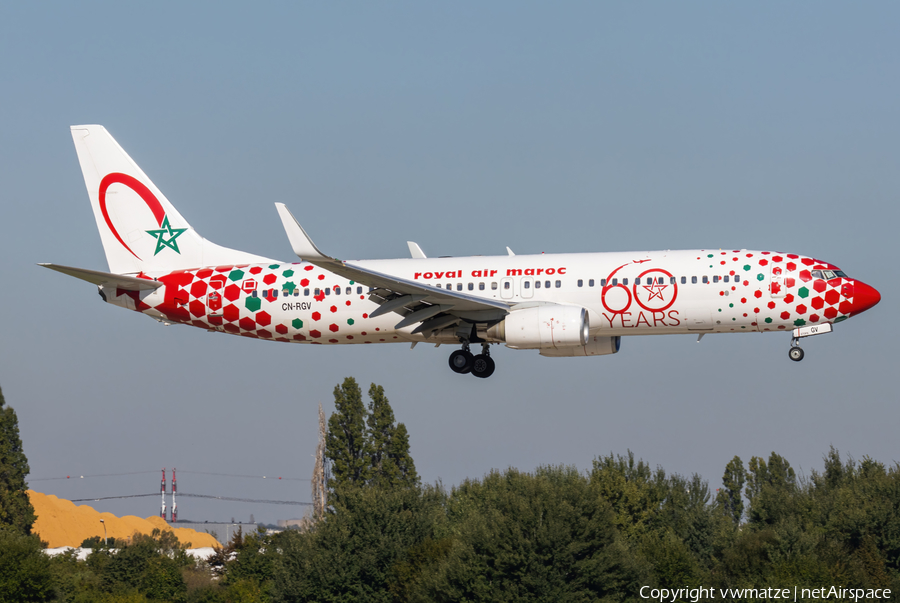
146, 215, 187, 255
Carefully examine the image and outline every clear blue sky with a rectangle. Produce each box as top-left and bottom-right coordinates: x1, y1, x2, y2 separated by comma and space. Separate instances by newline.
1, 2, 897, 525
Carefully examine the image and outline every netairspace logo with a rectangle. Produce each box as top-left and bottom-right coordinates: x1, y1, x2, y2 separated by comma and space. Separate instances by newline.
639, 585, 892, 602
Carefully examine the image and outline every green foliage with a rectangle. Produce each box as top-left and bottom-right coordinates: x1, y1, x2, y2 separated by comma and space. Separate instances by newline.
716, 455, 746, 526
421, 465, 643, 602
325, 377, 373, 490
0, 527, 55, 602
0, 386, 36, 535
367, 383, 418, 489
325, 378, 418, 500
99, 530, 191, 601
270, 483, 445, 602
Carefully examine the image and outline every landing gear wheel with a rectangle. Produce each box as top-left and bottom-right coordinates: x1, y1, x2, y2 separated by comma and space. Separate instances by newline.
449, 350, 474, 374
789, 347, 805, 362
471, 354, 496, 379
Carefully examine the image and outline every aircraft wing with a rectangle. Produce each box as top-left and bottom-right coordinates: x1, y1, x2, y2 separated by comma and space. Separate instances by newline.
275, 204, 510, 333
39, 263, 163, 291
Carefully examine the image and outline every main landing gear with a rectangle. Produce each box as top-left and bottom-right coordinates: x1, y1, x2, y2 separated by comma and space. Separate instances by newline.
449, 341, 495, 378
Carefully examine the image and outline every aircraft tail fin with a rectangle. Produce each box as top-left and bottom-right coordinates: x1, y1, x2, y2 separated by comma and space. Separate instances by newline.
70, 125, 271, 275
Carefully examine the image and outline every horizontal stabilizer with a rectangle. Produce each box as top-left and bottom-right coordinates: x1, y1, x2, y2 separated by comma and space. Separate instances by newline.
39, 263, 163, 291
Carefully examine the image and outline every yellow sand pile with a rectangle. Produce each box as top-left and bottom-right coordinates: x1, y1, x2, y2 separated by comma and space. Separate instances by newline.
28, 491, 220, 549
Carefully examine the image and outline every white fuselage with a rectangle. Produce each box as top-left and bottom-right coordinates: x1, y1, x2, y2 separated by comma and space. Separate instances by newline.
108, 248, 859, 346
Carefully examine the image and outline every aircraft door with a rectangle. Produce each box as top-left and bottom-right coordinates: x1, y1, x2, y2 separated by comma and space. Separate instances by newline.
520, 277, 534, 299
769, 266, 785, 298
500, 277, 514, 300
207, 291, 222, 312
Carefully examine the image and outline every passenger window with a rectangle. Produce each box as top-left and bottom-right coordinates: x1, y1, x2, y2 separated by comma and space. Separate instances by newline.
273, 290, 279, 298
611, 278, 618, 286
555, 280, 561, 288
681, 277, 686, 284
723, 275, 729, 283
544, 280, 550, 288
325, 288, 330, 295
294, 290, 299, 297
599, 279, 606, 286
702, 276, 709, 284
524, 281, 531, 289
478, 282, 485, 291
578, 279, 583, 287
535, 281, 541, 289
262, 290, 268, 298
252, 291, 258, 298
304, 288, 310, 296
457, 283, 463, 291
314, 288, 320, 296
713, 276, 719, 283
357, 287, 363, 294
691, 276, 698, 284
623, 278, 629, 286
504, 281, 510, 289
491, 282, 498, 290
446, 283, 451, 290
467, 283, 474, 291
346, 287, 351, 294
589, 279, 595, 287
334, 287, 341, 295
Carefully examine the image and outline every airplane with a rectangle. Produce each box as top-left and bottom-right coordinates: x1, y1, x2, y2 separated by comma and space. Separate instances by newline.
42, 125, 881, 379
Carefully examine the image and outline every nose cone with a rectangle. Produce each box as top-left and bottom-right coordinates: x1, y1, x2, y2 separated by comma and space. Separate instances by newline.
850, 281, 881, 316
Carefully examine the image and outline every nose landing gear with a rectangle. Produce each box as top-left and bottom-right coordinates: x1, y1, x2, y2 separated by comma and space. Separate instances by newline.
449, 341, 495, 378
788, 340, 805, 362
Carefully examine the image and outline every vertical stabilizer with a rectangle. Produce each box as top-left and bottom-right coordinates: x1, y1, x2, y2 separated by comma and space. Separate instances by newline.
70, 125, 272, 275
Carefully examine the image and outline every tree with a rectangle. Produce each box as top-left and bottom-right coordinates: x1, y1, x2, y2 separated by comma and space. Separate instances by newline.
745, 452, 797, 526
0, 386, 36, 535
325, 378, 418, 495
367, 383, 418, 489
271, 484, 445, 603
716, 455, 746, 526
421, 466, 642, 602
325, 378, 372, 491
0, 527, 55, 603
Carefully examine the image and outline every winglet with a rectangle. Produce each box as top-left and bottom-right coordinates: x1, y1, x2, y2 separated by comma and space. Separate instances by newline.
275, 203, 329, 260
506, 246, 515, 256
407, 241, 427, 259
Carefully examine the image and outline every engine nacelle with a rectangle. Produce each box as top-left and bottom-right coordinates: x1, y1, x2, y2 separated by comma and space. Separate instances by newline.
488, 304, 589, 349
539, 335, 621, 357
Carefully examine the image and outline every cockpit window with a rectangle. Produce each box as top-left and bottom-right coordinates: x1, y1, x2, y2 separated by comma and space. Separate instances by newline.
811, 270, 824, 279
834, 270, 848, 278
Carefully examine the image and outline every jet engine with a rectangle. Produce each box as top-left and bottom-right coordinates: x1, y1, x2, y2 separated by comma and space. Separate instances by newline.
539, 335, 621, 357
488, 304, 589, 349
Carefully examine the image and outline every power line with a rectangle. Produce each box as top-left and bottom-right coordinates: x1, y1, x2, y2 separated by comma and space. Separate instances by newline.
30, 471, 159, 482
31, 470, 306, 482
70, 492, 311, 506
178, 471, 305, 481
